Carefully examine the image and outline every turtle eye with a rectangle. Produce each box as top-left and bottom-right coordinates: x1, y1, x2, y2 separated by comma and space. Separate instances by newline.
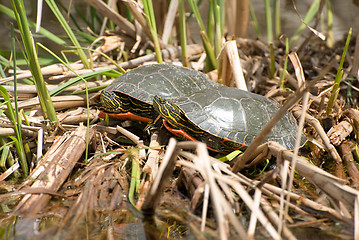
158, 98, 166, 104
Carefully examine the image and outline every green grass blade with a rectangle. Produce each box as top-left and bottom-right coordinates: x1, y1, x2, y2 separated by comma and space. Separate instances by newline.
212, 0, 222, 56
179, 0, 188, 66
128, 154, 141, 209
73, 29, 97, 44
269, 43, 275, 78
45, 0, 90, 69
188, 0, 217, 69
11, 24, 20, 127
0, 138, 13, 171
0, 4, 67, 46
280, 37, 289, 89
325, 0, 334, 48
0, 136, 19, 178
289, 0, 320, 46
142, 0, 163, 63
218, 0, 225, 33
326, 28, 352, 115
0, 57, 6, 78
0, 86, 28, 175
207, 1, 214, 53
10, 0, 58, 125
187, 0, 206, 32
249, 2, 261, 37
200, 32, 217, 69
218, 150, 241, 162
274, 0, 281, 38
0, 50, 61, 67
56, 0, 99, 34
264, 0, 273, 43
49, 69, 119, 96
7, 24, 28, 175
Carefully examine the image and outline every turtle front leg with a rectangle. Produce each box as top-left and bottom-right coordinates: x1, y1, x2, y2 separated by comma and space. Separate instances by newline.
144, 113, 163, 134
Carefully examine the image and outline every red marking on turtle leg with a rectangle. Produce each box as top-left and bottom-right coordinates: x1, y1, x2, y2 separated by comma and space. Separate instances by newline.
162, 120, 225, 153
99, 111, 152, 122
162, 120, 197, 141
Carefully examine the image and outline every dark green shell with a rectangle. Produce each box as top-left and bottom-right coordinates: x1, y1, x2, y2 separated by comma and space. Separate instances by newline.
156, 86, 305, 151
100, 63, 305, 151
101, 63, 218, 108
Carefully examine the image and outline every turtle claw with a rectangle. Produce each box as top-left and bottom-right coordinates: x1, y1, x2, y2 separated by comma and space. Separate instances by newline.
144, 115, 163, 134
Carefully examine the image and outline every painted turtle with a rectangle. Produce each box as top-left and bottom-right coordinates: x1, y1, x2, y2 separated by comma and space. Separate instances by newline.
153, 86, 305, 152
98, 64, 218, 122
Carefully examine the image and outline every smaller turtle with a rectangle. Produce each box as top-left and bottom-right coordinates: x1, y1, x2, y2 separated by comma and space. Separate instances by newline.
97, 63, 218, 122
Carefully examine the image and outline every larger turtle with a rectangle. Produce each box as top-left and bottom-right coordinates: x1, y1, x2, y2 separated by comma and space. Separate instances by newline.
153, 86, 306, 152
98, 64, 218, 122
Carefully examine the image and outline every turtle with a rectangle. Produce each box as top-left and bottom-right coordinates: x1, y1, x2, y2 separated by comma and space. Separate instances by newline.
153, 86, 306, 152
98, 63, 218, 122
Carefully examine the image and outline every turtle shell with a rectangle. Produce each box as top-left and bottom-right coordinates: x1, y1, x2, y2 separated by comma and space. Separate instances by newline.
102, 63, 218, 106
157, 86, 305, 151
98, 64, 218, 120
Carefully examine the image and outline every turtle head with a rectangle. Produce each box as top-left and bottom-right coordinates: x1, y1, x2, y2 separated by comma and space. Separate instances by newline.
99, 90, 129, 113
153, 96, 184, 125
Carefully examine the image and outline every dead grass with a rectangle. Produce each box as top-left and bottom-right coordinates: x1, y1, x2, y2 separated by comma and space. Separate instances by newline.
1, 1, 359, 239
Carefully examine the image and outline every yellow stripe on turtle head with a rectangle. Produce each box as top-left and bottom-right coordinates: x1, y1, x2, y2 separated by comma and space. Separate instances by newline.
153, 96, 186, 125
100, 90, 130, 113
